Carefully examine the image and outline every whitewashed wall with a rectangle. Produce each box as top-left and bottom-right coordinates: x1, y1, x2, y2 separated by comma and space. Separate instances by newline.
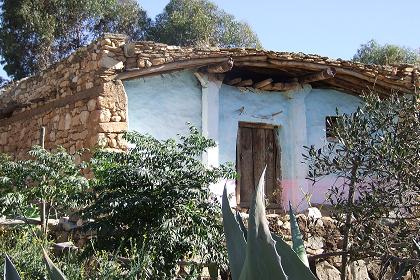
123, 70, 202, 139
123, 71, 362, 210
303, 89, 362, 205
216, 84, 361, 209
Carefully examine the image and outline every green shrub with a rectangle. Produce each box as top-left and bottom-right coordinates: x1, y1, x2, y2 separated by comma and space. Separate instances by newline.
82, 127, 235, 278
0, 228, 149, 279
0, 146, 88, 228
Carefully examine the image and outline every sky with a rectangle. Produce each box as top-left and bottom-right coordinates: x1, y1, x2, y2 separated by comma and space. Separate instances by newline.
2, 0, 420, 78
141, 0, 420, 58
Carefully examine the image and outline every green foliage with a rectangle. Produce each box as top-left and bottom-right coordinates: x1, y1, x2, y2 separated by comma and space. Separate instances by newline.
0, 146, 88, 225
304, 93, 420, 278
82, 127, 235, 278
222, 169, 317, 280
0, 0, 149, 79
0, 0, 262, 79
0, 227, 153, 279
93, 0, 151, 41
353, 39, 419, 65
149, 0, 261, 48
0, 229, 47, 279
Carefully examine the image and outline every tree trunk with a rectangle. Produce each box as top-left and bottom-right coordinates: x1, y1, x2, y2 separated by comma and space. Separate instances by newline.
340, 161, 359, 280
39, 127, 47, 237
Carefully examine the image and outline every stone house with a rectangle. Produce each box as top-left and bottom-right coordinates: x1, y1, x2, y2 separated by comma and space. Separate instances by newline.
0, 34, 417, 210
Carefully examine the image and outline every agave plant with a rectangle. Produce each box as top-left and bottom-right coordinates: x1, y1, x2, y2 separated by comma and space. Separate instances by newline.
3, 254, 21, 280
222, 168, 318, 280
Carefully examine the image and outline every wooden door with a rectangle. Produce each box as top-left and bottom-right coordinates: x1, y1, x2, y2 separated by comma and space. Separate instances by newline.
236, 122, 282, 209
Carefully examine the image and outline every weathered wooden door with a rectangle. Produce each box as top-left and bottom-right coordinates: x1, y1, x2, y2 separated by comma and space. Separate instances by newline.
236, 122, 282, 209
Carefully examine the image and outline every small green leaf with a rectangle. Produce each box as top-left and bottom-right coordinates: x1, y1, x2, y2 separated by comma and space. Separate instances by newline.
43, 249, 67, 280
3, 254, 21, 280
289, 202, 309, 267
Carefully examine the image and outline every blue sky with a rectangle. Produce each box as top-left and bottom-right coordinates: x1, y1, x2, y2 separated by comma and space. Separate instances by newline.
141, 0, 420, 58
2, 0, 420, 79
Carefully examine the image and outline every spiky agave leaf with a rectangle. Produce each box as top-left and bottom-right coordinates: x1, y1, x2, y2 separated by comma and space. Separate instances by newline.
239, 168, 288, 280
3, 254, 21, 280
289, 202, 310, 267
43, 249, 67, 280
271, 234, 318, 280
222, 185, 246, 280
235, 211, 247, 240
414, 239, 420, 256
235, 212, 316, 279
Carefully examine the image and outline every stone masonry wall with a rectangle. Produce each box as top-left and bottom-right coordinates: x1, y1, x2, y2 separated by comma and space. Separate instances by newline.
0, 35, 129, 158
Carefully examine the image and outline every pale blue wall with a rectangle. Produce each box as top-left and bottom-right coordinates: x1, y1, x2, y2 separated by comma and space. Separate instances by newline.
123, 70, 202, 140
218, 84, 290, 164
303, 89, 362, 204
123, 71, 363, 208
217, 85, 362, 207
305, 89, 362, 148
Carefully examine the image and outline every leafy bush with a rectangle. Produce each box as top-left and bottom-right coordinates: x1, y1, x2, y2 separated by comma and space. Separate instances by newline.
82, 127, 235, 278
304, 93, 420, 278
0, 146, 88, 224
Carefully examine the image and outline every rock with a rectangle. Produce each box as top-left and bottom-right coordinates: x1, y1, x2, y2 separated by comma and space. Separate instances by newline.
87, 99, 96, 111
145, 60, 152, 67
316, 261, 341, 280
151, 57, 166, 65
91, 109, 111, 123
98, 122, 128, 133
54, 241, 78, 252
307, 236, 324, 250
137, 59, 146, 68
307, 207, 322, 220
282, 221, 291, 230
61, 221, 77, 231
348, 260, 370, 280
64, 113, 72, 130
0, 133, 8, 145
111, 115, 121, 122
99, 55, 124, 70
79, 111, 89, 125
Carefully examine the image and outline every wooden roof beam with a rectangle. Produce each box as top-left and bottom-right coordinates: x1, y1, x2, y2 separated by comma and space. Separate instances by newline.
298, 67, 336, 84
205, 57, 234, 73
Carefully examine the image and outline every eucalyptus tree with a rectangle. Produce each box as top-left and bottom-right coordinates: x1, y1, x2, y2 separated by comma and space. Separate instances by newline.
149, 0, 261, 48
0, 0, 149, 79
353, 39, 419, 66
